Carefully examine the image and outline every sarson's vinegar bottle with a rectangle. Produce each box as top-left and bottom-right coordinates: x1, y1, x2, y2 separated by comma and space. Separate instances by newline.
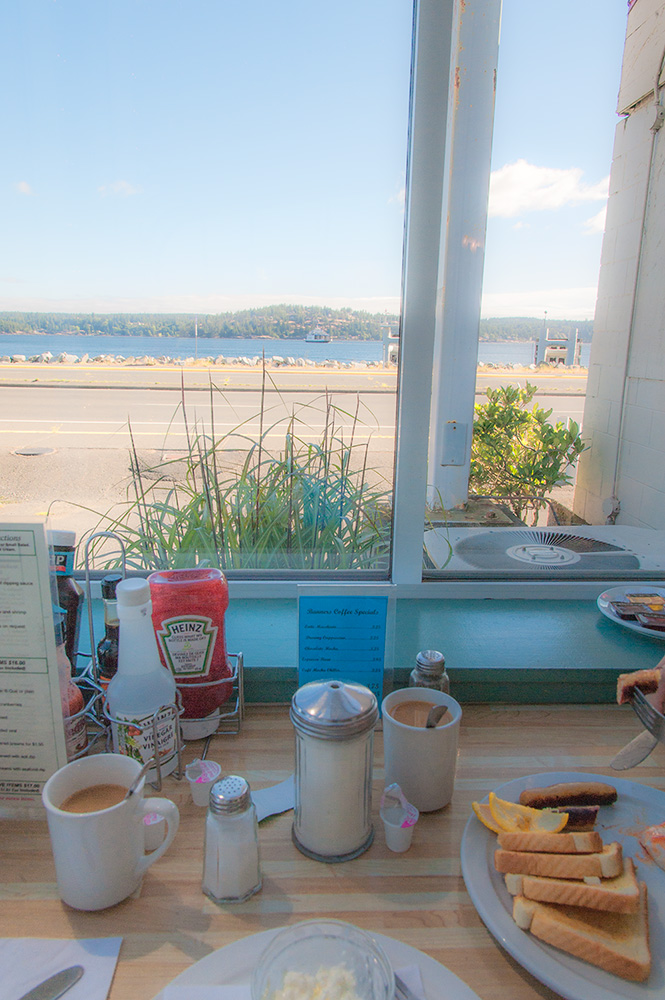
106, 578, 179, 780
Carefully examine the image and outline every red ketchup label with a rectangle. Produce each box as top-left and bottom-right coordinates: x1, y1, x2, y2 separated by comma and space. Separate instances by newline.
148, 568, 232, 723
155, 616, 218, 676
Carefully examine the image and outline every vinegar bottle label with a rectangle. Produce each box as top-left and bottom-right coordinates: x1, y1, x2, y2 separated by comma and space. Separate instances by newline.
111, 708, 178, 774
155, 616, 218, 677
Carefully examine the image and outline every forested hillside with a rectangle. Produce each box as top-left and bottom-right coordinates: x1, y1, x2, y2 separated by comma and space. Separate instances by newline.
480, 317, 593, 343
0, 306, 594, 343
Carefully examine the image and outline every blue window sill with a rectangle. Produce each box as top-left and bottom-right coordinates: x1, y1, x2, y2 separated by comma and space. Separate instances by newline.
80, 591, 662, 704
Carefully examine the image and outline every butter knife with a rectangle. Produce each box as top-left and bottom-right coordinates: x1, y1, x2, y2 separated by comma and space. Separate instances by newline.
610, 729, 659, 770
394, 972, 421, 1000
17, 966, 84, 1000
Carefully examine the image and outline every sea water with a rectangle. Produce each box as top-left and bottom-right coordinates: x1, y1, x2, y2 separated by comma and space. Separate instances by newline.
0, 333, 591, 367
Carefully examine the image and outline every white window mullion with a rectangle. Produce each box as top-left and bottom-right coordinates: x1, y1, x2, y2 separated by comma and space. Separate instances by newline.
427, 0, 502, 510
391, 0, 457, 584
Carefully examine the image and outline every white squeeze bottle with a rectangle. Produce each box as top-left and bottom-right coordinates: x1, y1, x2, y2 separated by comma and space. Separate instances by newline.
106, 577, 179, 780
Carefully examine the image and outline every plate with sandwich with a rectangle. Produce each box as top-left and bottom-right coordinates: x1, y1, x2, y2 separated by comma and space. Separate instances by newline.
597, 586, 665, 639
461, 771, 665, 1000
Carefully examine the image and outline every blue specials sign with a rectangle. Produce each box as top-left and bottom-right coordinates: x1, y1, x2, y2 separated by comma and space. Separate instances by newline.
298, 595, 388, 703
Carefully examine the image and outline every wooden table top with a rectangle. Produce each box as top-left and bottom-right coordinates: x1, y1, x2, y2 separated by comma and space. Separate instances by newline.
2, 702, 663, 1000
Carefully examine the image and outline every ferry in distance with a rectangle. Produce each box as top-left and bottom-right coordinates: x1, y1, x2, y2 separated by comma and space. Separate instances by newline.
306, 325, 331, 343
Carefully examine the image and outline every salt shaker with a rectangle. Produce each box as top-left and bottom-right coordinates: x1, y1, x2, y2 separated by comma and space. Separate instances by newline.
290, 679, 379, 862
409, 649, 449, 692
202, 775, 262, 903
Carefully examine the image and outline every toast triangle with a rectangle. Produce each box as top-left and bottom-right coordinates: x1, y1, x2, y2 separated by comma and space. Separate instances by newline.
495, 840, 623, 879
505, 857, 640, 913
513, 882, 650, 982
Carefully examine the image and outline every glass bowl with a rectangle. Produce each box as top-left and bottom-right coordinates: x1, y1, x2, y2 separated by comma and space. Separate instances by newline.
250, 919, 394, 1000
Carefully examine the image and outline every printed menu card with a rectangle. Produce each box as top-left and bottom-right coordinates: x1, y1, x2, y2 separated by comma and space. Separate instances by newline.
0, 521, 67, 815
298, 594, 388, 703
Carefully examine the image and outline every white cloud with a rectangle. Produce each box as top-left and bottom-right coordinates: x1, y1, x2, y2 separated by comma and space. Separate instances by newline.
489, 160, 609, 218
481, 286, 598, 321
15, 181, 34, 196
98, 180, 142, 197
583, 206, 607, 235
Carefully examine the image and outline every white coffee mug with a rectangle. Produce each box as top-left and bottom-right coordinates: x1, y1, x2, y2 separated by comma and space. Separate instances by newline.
42, 753, 179, 911
382, 688, 462, 812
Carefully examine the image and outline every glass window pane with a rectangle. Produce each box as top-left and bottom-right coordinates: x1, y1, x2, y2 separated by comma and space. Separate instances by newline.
424, 1, 665, 581
0, 1, 413, 574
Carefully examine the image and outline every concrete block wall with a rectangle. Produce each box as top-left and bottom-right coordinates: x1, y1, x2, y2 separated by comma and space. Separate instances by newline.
574, 0, 665, 528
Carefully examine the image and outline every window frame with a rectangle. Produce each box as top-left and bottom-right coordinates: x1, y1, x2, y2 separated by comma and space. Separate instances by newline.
393, 0, 503, 585
74, 0, 643, 597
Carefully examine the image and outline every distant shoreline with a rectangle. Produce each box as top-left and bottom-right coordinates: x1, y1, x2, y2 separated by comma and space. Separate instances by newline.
0, 330, 588, 346
0, 358, 588, 378
0, 331, 591, 371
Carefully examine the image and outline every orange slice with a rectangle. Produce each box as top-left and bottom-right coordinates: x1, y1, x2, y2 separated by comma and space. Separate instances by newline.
488, 792, 568, 833
472, 801, 503, 833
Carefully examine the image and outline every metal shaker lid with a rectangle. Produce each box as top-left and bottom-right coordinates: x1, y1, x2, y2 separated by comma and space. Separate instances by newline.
290, 680, 379, 740
208, 775, 251, 815
415, 649, 446, 675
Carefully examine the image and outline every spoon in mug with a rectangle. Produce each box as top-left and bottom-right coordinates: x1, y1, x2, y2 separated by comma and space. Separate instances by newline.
425, 704, 449, 728
125, 759, 155, 800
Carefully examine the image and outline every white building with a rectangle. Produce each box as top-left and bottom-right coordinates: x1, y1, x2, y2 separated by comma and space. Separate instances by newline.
574, 0, 665, 530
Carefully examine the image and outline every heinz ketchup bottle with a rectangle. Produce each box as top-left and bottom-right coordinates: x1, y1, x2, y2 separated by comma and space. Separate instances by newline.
148, 568, 233, 740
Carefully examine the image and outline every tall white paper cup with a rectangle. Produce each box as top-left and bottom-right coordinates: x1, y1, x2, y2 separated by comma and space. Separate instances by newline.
382, 689, 461, 812
42, 753, 179, 910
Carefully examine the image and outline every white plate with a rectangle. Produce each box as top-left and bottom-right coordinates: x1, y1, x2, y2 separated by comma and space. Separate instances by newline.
152, 926, 481, 1000
461, 770, 665, 1000
597, 586, 665, 640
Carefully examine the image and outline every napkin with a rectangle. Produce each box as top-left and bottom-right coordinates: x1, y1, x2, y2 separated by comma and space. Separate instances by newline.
251, 775, 295, 822
161, 964, 425, 1000
0, 937, 122, 1000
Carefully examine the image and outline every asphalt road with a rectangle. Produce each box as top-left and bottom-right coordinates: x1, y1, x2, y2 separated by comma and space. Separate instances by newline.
0, 367, 587, 453
0, 361, 587, 395
0, 365, 587, 535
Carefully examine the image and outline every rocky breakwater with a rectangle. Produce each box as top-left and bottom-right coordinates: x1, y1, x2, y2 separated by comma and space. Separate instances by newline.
0, 350, 388, 371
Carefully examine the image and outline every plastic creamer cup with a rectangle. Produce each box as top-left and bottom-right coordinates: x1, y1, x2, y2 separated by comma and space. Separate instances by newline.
379, 783, 419, 852
185, 759, 223, 806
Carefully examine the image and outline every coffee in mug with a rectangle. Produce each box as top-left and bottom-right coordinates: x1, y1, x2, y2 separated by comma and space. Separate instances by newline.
60, 783, 127, 813
388, 700, 446, 727
382, 688, 461, 812
42, 753, 179, 910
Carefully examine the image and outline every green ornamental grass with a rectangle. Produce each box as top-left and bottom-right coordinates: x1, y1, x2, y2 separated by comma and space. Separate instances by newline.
85, 372, 391, 572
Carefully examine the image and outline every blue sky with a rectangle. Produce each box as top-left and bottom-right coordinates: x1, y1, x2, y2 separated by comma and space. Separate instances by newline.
483, 1, 627, 319
0, 1, 627, 320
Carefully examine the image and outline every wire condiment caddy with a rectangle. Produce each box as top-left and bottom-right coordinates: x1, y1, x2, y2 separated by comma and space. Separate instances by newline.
75, 530, 244, 786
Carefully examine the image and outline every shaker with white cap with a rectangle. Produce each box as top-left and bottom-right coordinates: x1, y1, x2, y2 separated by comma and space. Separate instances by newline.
202, 775, 262, 903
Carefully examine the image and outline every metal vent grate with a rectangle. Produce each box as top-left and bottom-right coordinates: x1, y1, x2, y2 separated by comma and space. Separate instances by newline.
454, 529, 640, 572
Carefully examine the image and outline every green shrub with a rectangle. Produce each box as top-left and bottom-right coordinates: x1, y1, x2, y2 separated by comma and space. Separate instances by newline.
469, 382, 585, 522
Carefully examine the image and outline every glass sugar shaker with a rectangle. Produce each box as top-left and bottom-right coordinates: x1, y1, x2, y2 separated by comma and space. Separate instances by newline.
409, 649, 449, 692
202, 775, 262, 904
291, 679, 379, 863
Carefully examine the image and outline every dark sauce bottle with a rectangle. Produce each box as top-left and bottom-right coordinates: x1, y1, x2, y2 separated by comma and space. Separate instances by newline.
48, 530, 84, 670
96, 573, 122, 688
